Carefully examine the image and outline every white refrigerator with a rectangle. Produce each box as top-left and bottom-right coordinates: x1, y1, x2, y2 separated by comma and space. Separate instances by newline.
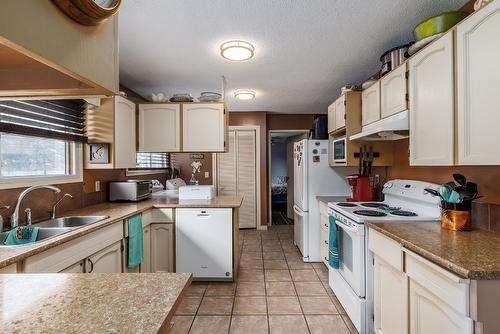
293, 139, 350, 262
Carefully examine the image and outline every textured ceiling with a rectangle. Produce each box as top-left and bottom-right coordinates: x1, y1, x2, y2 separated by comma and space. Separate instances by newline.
119, 0, 467, 114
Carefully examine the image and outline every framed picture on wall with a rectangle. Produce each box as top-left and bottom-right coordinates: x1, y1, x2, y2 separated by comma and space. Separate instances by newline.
88, 143, 110, 164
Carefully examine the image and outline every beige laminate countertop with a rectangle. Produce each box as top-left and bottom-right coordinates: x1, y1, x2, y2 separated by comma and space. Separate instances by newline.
367, 221, 500, 280
0, 272, 192, 334
0, 193, 243, 269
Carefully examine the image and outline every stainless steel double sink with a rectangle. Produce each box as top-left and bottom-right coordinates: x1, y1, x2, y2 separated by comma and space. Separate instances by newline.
0, 216, 109, 247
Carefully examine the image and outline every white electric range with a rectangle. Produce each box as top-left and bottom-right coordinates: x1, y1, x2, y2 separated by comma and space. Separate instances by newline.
327, 179, 441, 334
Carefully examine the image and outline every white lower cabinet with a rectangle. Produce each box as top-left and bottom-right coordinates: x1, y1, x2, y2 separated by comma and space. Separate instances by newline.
60, 261, 84, 273
151, 223, 174, 273
319, 201, 329, 266
24, 222, 123, 273
409, 278, 472, 334
373, 256, 407, 334
369, 228, 474, 334
141, 224, 152, 273
85, 241, 122, 273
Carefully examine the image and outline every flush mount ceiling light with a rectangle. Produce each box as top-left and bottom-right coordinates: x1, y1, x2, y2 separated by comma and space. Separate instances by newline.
220, 40, 255, 61
234, 90, 256, 100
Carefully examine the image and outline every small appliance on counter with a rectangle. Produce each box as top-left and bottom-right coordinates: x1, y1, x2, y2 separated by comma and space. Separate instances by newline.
151, 179, 164, 193
166, 178, 186, 190
109, 180, 152, 202
346, 174, 376, 202
178, 185, 215, 200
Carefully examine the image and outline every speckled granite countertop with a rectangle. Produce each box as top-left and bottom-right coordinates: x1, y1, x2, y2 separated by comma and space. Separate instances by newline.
0, 273, 192, 334
0, 193, 243, 269
367, 221, 500, 280
316, 196, 347, 204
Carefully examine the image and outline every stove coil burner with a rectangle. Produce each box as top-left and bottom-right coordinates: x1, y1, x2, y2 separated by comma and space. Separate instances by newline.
336, 202, 358, 207
391, 210, 418, 217
361, 203, 389, 208
353, 210, 387, 217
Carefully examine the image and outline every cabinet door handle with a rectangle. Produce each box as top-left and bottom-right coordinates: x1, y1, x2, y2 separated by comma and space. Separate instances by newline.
88, 259, 94, 273
324, 224, 328, 228
324, 240, 328, 245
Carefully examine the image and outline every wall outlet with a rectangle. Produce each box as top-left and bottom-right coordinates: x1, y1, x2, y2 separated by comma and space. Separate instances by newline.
95, 180, 101, 192
204, 172, 209, 178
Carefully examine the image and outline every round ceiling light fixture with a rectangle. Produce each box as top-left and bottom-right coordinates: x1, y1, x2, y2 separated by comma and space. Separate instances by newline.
234, 90, 256, 100
220, 40, 255, 61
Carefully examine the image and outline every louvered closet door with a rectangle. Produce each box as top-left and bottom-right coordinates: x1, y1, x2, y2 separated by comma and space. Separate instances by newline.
217, 130, 237, 196
236, 130, 257, 229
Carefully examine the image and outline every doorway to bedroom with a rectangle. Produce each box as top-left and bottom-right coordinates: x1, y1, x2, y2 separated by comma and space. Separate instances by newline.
268, 130, 309, 225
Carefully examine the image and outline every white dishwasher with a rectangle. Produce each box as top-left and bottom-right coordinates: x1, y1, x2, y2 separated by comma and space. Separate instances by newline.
175, 208, 233, 280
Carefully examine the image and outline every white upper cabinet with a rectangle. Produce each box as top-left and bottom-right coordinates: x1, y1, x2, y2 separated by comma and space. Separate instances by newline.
456, 0, 500, 165
114, 96, 137, 169
334, 95, 346, 129
328, 102, 336, 133
139, 104, 180, 152
362, 81, 381, 126
183, 103, 226, 152
409, 32, 454, 166
381, 63, 408, 118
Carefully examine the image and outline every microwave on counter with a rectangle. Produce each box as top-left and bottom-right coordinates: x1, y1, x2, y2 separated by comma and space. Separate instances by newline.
331, 137, 346, 163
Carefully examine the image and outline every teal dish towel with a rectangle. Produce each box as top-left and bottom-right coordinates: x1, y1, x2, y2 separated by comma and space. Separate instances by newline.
328, 215, 340, 269
4, 226, 40, 245
127, 214, 144, 269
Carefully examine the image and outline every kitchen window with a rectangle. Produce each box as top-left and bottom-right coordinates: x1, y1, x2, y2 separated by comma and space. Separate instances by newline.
127, 152, 170, 176
0, 133, 82, 189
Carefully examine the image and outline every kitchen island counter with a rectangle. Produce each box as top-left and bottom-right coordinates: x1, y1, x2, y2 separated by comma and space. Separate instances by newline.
0, 272, 192, 334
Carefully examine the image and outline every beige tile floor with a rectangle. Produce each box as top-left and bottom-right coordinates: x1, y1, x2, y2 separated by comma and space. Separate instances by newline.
171, 225, 359, 334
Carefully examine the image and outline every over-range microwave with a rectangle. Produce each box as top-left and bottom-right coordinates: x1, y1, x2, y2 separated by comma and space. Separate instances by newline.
331, 137, 346, 163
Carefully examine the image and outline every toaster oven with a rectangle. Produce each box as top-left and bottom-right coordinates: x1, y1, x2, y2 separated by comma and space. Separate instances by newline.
109, 180, 152, 202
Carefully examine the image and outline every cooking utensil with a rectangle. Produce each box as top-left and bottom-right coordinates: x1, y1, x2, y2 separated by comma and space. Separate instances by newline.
414, 11, 468, 41
453, 173, 467, 187
358, 147, 363, 175
367, 146, 373, 175
407, 32, 445, 56
380, 43, 412, 76
425, 188, 445, 200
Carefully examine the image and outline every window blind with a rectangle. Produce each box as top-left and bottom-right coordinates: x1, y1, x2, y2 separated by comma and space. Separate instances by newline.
0, 99, 88, 143
134, 152, 170, 169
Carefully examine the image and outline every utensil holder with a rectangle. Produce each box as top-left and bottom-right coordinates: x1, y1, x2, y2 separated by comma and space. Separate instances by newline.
441, 207, 471, 231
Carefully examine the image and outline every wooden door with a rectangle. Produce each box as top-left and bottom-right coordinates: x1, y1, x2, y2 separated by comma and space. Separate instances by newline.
328, 102, 336, 133
151, 223, 174, 273
334, 95, 346, 129
362, 81, 381, 126
182, 103, 225, 152
409, 279, 473, 334
236, 130, 257, 228
374, 256, 408, 334
60, 261, 84, 273
114, 96, 137, 168
141, 225, 151, 273
85, 241, 122, 273
409, 32, 454, 166
456, 1, 500, 164
381, 63, 408, 118
216, 130, 237, 196
216, 129, 258, 228
139, 104, 180, 152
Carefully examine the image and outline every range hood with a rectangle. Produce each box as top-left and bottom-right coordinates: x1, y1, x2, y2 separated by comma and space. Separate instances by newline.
350, 110, 409, 141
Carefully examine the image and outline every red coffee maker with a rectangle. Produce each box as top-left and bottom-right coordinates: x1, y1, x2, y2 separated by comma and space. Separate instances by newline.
346, 174, 376, 202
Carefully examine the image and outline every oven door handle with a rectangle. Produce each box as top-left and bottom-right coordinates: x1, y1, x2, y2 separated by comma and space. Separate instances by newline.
333, 218, 362, 235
